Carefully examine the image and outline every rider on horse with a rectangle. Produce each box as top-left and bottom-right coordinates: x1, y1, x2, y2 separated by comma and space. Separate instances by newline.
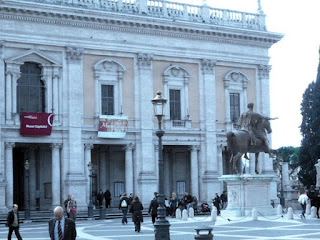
237, 103, 277, 158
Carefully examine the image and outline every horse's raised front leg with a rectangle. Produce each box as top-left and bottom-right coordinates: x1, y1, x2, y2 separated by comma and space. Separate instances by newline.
255, 152, 260, 174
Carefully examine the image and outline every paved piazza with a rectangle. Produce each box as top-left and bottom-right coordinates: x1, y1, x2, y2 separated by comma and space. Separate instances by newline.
1, 215, 320, 240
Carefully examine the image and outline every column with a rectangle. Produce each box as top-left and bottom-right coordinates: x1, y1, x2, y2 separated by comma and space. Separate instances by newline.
52, 67, 60, 122
51, 143, 61, 208
282, 162, 290, 190
99, 147, 107, 191
84, 144, 93, 204
163, 149, 170, 198
124, 144, 134, 194
224, 80, 231, 124
11, 72, 19, 123
0, 42, 5, 125
29, 146, 37, 210
5, 72, 12, 121
190, 146, 199, 200
5, 142, 15, 208
137, 52, 156, 204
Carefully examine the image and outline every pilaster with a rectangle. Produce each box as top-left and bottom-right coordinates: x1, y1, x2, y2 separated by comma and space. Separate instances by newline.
64, 46, 87, 210
201, 59, 220, 201
51, 143, 62, 208
190, 145, 200, 200
137, 52, 157, 204
29, 146, 37, 210
84, 143, 93, 204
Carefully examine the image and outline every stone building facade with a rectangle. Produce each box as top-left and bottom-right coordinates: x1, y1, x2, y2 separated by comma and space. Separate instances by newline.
0, 0, 282, 212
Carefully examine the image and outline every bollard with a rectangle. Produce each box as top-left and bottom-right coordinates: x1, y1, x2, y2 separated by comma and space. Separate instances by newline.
287, 207, 293, 220
277, 204, 282, 215
189, 207, 195, 218
311, 206, 317, 218
194, 226, 213, 240
211, 206, 217, 221
176, 208, 182, 220
100, 198, 106, 220
182, 209, 188, 221
252, 208, 258, 221
306, 204, 311, 215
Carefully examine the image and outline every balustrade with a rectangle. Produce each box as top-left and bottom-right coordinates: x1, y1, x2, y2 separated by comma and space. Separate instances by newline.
16, 0, 265, 30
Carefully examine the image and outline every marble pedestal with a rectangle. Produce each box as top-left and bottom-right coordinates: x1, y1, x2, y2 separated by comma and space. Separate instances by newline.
219, 174, 277, 217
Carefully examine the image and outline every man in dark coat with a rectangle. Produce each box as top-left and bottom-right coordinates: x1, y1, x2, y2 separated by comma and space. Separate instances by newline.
213, 193, 221, 216
7, 204, 22, 240
148, 192, 159, 224
49, 206, 76, 240
104, 190, 111, 208
182, 192, 193, 210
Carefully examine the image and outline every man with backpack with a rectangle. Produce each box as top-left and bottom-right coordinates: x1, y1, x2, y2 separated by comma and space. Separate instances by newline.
119, 193, 130, 224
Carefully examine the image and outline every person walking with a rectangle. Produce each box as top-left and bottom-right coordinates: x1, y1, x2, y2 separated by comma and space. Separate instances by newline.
220, 191, 228, 210
315, 189, 320, 218
213, 193, 221, 216
97, 189, 104, 208
129, 196, 144, 233
67, 196, 78, 221
169, 192, 178, 217
49, 206, 76, 240
119, 193, 130, 224
104, 190, 111, 208
298, 188, 309, 219
148, 192, 159, 224
63, 195, 71, 218
7, 204, 23, 240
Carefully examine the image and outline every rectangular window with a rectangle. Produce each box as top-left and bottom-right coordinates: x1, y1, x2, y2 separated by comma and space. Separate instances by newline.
114, 182, 124, 198
170, 89, 181, 120
101, 85, 114, 115
230, 93, 240, 123
176, 181, 186, 196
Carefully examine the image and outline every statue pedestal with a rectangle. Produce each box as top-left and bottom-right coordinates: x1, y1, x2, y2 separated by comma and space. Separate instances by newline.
219, 174, 277, 217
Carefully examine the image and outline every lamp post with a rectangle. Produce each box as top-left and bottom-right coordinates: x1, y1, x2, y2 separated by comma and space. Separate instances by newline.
24, 159, 30, 220
279, 161, 285, 208
151, 91, 170, 240
87, 162, 94, 219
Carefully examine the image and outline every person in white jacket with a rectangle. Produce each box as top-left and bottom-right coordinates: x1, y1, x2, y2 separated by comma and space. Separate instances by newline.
298, 188, 309, 219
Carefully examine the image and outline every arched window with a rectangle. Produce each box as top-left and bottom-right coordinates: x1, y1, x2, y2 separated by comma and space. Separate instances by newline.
17, 62, 45, 113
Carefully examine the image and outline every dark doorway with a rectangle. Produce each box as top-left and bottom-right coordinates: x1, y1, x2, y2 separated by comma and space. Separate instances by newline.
13, 148, 25, 209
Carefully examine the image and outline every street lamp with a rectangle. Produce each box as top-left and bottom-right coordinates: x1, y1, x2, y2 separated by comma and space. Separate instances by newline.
87, 161, 94, 219
151, 91, 170, 240
24, 159, 30, 220
276, 155, 285, 208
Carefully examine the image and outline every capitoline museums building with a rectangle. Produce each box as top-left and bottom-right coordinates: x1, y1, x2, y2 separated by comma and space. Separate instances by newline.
0, 0, 282, 212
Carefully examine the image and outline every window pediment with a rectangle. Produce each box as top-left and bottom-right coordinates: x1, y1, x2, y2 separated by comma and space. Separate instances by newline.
94, 59, 125, 76
163, 65, 190, 78
224, 70, 249, 83
6, 49, 61, 66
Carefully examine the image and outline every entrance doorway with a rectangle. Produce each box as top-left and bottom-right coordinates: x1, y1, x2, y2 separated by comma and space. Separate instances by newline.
13, 148, 25, 209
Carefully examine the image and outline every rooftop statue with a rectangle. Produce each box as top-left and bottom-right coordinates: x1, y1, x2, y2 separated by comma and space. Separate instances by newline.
227, 103, 278, 174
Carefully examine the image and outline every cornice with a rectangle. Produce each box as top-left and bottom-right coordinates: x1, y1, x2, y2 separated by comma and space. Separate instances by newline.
0, 4, 283, 48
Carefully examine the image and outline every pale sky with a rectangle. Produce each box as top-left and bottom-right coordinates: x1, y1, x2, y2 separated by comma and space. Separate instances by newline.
175, 0, 320, 149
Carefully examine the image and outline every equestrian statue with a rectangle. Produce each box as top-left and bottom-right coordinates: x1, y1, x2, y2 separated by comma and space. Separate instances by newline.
226, 103, 278, 174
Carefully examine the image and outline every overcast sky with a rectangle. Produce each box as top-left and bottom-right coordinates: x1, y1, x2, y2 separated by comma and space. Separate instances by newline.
175, 0, 320, 149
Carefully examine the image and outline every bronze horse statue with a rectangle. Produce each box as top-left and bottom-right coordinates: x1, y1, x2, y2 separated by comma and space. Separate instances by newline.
226, 118, 277, 174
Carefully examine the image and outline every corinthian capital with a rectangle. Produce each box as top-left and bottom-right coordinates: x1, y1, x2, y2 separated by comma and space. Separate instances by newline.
66, 46, 84, 63
201, 59, 216, 74
137, 53, 153, 68
258, 65, 271, 78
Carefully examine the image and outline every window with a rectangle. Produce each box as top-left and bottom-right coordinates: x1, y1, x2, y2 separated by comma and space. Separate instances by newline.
170, 89, 181, 120
230, 93, 240, 123
17, 62, 45, 113
114, 182, 125, 197
101, 85, 114, 115
176, 181, 186, 196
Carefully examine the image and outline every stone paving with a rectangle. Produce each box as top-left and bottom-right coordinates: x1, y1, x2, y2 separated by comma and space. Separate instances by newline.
1, 214, 320, 240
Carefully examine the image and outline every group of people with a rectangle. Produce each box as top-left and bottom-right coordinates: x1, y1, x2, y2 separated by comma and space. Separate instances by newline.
97, 189, 112, 208
6, 204, 76, 240
212, 191, 228, 216
298, 185, 320, 219
63, 195, 78, 221
118, 192, 143, 232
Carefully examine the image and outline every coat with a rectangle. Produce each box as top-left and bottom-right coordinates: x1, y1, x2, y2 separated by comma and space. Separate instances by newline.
119, 196, 130, 209
148, 198, 159, 215
7, 210, 19, 228
129, 201, 143, 223
49, 218, 76, 240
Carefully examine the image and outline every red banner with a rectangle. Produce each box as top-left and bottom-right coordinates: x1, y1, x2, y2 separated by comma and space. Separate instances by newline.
20, 112, 53, 136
